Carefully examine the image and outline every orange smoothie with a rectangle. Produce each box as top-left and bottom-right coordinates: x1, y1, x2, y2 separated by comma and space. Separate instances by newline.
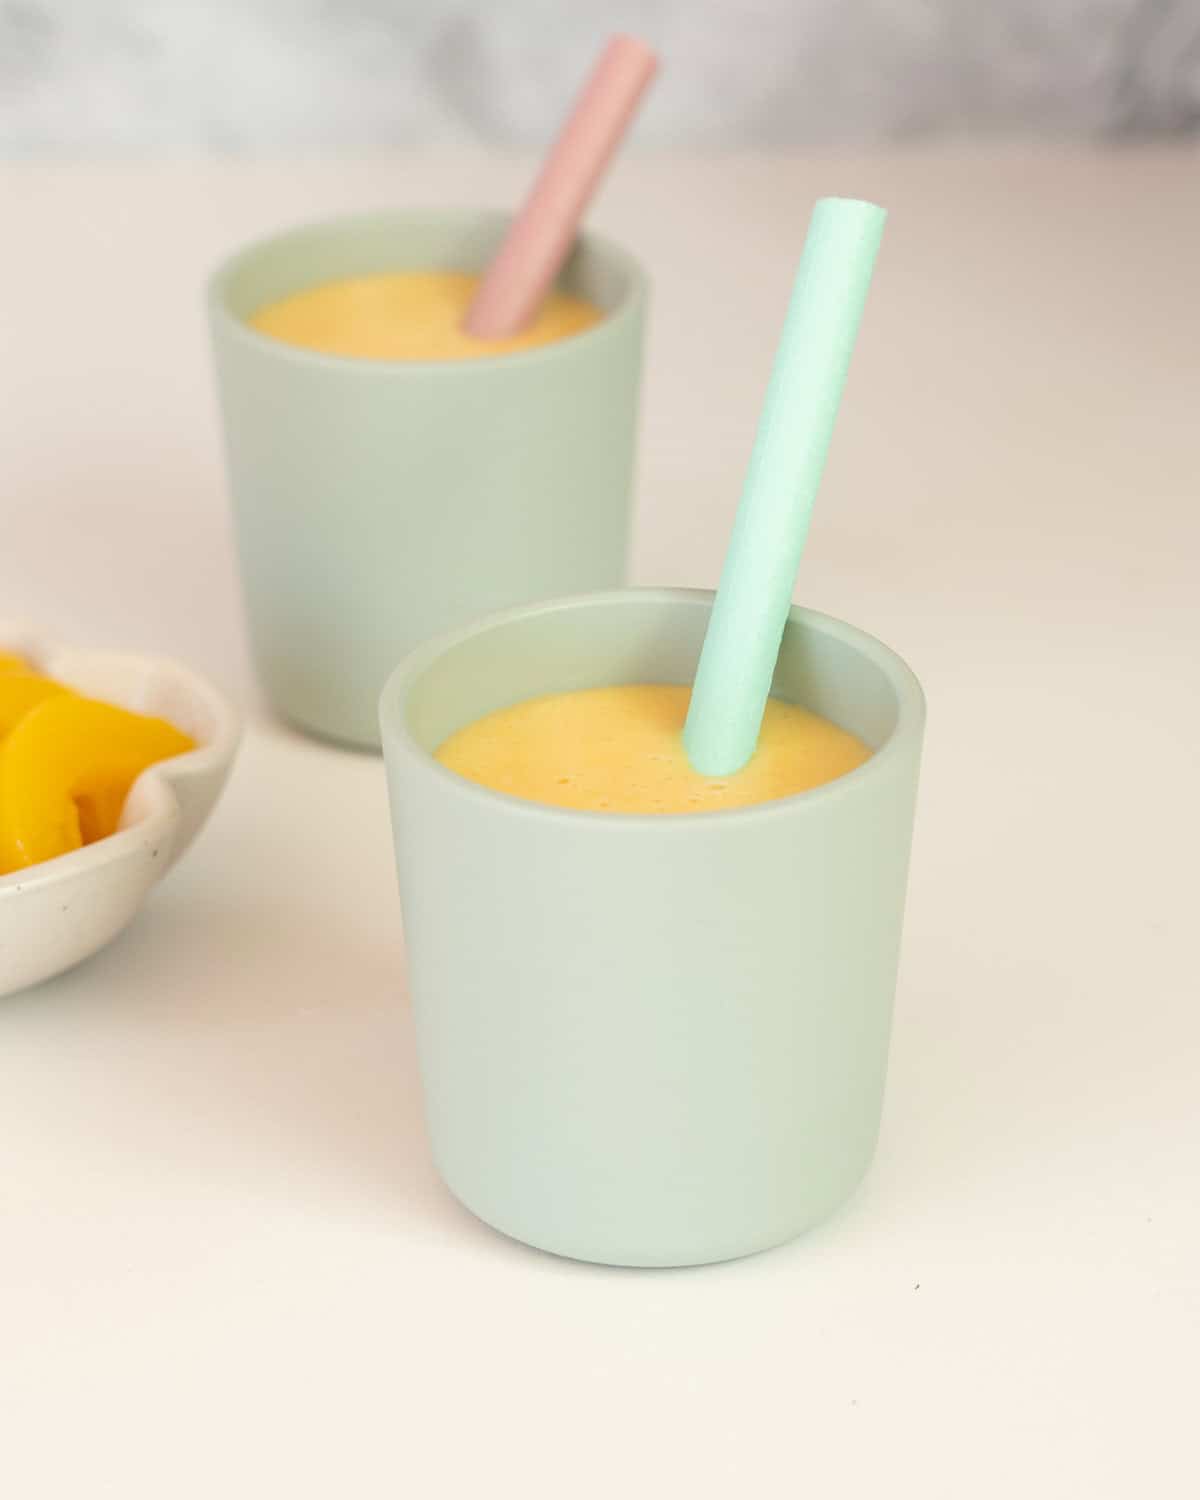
435, 683, 871, 814
249, 271, 601, 360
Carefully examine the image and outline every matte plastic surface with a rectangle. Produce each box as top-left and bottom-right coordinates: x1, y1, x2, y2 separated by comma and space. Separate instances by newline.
380, 589, 924, 1267
685, 198, 885, 776
209, 209, 646, 748
464, 35, 658, 338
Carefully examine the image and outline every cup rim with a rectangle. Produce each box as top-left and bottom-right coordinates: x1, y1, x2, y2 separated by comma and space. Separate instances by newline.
379, 587, 925, 828
206, 205, 648, 376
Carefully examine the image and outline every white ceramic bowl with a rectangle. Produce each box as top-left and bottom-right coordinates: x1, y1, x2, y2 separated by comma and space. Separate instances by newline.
0, 626, 241, 997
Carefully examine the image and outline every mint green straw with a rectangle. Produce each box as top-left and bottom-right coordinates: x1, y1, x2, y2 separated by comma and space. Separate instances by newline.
683, 197, 886, 776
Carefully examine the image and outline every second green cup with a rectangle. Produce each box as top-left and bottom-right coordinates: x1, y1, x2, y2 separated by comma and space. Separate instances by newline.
208, 209, 647, 747
381, 589, 924, 1267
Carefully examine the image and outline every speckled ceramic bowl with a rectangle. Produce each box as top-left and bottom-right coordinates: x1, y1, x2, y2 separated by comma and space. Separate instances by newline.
0, 626, 240, 997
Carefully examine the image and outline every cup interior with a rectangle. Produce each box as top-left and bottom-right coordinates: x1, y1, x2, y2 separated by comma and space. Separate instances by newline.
395, 590, 917, 764
212, 209, 641, 333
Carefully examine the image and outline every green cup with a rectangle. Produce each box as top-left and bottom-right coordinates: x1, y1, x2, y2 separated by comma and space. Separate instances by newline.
380, 589, 925, 1267
208, 210, 646, 748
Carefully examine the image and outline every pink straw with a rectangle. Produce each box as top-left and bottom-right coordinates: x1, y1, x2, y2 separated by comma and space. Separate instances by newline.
463, 34, 658, 339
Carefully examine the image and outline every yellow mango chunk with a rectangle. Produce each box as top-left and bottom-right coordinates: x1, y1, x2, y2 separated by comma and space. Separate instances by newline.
0, 673, 68, 738
0, 695, 195, 875
0, 652, 32, 674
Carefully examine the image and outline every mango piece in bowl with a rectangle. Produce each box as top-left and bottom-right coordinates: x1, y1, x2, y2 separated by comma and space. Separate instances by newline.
0, 694, 195, 875
0, 672, 68, 737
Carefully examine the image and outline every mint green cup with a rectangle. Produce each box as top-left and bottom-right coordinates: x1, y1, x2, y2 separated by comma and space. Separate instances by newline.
380, 589, 924, 1267
208, 210, 646, 748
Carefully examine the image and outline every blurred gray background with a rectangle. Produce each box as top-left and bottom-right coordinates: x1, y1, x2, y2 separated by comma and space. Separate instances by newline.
2, 0, 1199, 151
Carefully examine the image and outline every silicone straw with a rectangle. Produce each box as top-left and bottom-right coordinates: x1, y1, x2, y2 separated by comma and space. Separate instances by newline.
683, 197, 886, 777
463, 35, 658, 338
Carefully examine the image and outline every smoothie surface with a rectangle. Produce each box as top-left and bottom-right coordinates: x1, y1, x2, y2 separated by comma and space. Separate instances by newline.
435, 683, 871, 814
249, 270, 601, 360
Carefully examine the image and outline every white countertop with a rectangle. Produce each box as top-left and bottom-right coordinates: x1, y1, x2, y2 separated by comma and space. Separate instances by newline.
2, 150, 1197, 1497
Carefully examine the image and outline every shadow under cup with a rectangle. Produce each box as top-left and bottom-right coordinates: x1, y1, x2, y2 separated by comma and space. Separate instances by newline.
208, 210, 646, 748
380, 589, 925, 1268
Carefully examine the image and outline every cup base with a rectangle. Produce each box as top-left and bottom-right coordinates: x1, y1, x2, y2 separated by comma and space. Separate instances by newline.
440, 1159, 876, 1270
276, 704, 382, 754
